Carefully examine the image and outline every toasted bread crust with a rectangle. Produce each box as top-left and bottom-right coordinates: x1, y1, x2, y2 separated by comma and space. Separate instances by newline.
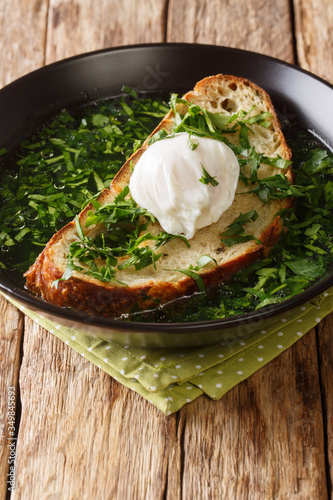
25, 232, 266, 317
24, 74, 293, 318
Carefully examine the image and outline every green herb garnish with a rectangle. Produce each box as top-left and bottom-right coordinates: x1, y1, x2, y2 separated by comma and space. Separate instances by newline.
245, 174, 300, 203
220, 210, 261, 246
168, 255, 217, 293
0, 91, 167, 272
198, 163, 219, 186
148, 94, 292, 194
53, 186, 191, 284
1, 90, 333, 323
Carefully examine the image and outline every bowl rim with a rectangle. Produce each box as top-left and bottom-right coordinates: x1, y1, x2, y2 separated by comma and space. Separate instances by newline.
2, 41, 333, 93
1, 42, 333, 334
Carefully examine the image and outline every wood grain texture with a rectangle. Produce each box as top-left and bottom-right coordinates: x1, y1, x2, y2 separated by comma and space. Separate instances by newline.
0, 0, 332, 498
0, 2, 48, 497
14, 318, 179, 500
7, 1, 173, 499
318, 315, 333, 495
0, 0, 48, 86
167, 0, 294, 63
295, 0, 333, 493
0, 297, 23, 500
176, 331, 327, 500
294, 0, 333, 83
45, 0, 168, 64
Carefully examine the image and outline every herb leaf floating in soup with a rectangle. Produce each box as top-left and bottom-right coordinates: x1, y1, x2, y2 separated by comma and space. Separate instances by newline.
0, 88, 168, 274
1, 88, 333, 322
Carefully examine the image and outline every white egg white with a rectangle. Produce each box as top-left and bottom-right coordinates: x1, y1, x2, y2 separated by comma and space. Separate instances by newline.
129, 132, 240, 240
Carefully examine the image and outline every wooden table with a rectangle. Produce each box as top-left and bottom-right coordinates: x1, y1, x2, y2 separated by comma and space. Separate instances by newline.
1, 1, 332, 498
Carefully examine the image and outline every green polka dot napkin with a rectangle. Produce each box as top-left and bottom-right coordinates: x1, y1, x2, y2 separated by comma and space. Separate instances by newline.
3, 288, 333, 415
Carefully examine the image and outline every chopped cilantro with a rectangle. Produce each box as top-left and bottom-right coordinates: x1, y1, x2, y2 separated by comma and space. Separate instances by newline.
198, 163, 219, 187
52, 186, 191, 284
167, 255, 217, 293
1, 90, 333, 323
220, 211, 261, 246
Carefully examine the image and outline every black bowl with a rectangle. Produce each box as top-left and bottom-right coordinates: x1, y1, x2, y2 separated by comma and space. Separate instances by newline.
1, 43, 333, 347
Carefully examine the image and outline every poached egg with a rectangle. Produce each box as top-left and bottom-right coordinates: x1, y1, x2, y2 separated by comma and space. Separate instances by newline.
129, 132, 240, 240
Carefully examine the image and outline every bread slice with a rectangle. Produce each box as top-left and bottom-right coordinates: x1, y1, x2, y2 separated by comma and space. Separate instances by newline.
24, 74, 293, 318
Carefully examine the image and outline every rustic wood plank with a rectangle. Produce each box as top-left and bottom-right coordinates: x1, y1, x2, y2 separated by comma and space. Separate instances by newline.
0, 297, 24, 500
295, 0, 333, 492
2, 0, 332, 499
45, 0, 168, 64
317, 315, 333, 495
166, 0, 329, 498
14, 318, 179, 499
294, 0, 333, 84
0, 0, 49, 86
0, 1, 49, 498
10, 1, 174, 499
173, 331, 327, 500
167, 0, 294, 63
